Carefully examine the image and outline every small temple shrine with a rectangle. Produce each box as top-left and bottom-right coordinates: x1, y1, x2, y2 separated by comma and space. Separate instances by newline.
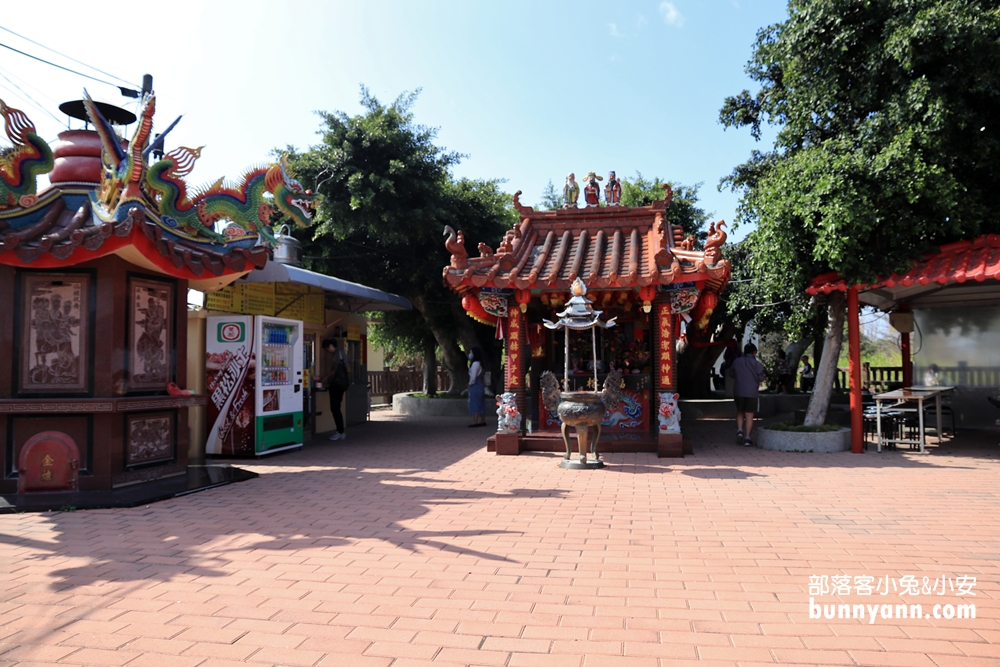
0, 91, 317, 508
443, 177, 731, 457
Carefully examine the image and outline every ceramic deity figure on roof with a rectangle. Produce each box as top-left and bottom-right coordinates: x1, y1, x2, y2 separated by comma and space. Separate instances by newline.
605, 171, 621, 206
562, 173, 580, 208
583, 172, 603, 207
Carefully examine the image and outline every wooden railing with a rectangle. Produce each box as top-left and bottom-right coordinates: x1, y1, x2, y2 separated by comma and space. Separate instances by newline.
832, 363, 1000, 392
367, 369, 452, 398
835, 365, 905, 393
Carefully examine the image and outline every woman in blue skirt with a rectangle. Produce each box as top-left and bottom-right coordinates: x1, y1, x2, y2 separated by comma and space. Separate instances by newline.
467, 347, 486, 427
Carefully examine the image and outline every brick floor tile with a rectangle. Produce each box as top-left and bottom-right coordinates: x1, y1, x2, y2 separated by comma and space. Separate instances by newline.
172, 626, 246, 644
363, 640, 440, 659
179, 640, 259, 661
435, 647, 510, 665
848, 651, 936, 667
56, 647, 142, 665
346, 626, 417, 643
123, 652, 204, 667
4, 413, 1000, 667
580, 655, 658, 666
315, 654, 393, 667
771, 647, 855, 664
0, 645, 78, 662
924, 657, 1000, 667
508, 654, 583, 667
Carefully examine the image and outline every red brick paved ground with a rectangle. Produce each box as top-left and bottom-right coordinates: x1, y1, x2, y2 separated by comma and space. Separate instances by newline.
1, 410, 999, 666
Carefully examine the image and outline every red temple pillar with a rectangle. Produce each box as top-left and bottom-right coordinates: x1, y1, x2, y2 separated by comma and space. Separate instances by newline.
847, 286, 864, 453
497, 309, 524, 455
655, 299, 682, 457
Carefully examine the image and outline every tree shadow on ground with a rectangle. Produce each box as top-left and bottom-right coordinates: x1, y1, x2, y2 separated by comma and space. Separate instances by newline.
0, 415, 566, 592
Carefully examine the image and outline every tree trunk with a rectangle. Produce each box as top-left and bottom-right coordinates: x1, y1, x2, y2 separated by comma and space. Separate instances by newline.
784, 338, 809, 385
804, 291, 845, 426
422, 338, 437, 396
412, 295, 466, 395
811, 307, 826, 372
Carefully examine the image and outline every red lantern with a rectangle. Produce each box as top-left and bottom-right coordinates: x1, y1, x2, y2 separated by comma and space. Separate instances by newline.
514, 289, 531, 313
639, 285, 657, 314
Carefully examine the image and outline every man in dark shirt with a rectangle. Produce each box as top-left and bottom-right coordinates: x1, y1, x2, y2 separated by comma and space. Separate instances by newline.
728, 343, 767, 446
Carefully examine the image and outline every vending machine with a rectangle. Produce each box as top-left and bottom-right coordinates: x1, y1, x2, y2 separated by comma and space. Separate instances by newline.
206, 315, 304, 456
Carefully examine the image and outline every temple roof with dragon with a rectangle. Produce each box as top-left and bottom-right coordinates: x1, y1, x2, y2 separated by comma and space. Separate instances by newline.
0, 93, 318, 289
443, 188, 731, 333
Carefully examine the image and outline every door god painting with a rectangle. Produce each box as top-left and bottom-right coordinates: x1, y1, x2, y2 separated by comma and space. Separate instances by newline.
19, 273, 89, 393
129, 278, 173, 391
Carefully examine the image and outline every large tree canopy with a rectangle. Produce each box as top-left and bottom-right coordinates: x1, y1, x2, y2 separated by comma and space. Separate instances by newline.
721, 0, 1000, 422
285, 88, 515, 393
723, 0, 1000, 289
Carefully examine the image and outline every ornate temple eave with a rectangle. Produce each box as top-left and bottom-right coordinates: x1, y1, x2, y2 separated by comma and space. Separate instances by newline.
0, 188, 267, 291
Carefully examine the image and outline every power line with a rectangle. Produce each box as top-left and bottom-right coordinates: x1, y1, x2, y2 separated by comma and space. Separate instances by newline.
0, 69, 62, 124
0, 24, 137, 88
0, 63, 60, 107
0, 40, 139, 96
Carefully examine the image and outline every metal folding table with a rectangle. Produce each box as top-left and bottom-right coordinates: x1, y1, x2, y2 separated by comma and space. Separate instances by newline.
873, 386, 954, 453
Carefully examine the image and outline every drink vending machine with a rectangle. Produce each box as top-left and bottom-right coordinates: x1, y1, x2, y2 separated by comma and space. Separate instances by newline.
206, 315, 304, 456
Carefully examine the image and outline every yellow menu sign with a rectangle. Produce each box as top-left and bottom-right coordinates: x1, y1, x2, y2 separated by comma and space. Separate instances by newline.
241, 283, 275, 315
206, 282, 325, 323
204, 285, 237, 312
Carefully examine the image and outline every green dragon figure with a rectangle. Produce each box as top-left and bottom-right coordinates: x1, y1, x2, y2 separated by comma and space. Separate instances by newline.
145, 149, 317, 246
0, 100, 54, 209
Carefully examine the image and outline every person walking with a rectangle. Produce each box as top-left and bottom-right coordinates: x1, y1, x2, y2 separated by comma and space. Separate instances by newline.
322, 338, 349, 441
728, 342, 767, 446
467, 347, 487, 427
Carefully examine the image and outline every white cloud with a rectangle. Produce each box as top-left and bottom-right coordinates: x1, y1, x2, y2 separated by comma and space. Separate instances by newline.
659, 1, 684, 27
609, 22, 623, 38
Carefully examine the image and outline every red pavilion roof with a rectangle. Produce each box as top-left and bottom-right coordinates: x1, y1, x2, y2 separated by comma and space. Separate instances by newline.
808, 235, 1000, 294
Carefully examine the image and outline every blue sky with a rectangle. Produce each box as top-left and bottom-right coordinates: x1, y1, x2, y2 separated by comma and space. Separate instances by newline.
1, 0, 787, 241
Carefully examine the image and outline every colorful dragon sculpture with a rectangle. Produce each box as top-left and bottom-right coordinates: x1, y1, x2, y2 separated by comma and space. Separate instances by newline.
0, 100, 54, 209
145, 151, 316, 245
84, 91, 317, 247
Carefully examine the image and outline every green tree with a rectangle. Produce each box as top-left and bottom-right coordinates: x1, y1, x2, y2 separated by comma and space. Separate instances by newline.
539, 180, 562, 210
721, 0, 1000, 423
620, 173, 711, 244
284, 88, 515, 394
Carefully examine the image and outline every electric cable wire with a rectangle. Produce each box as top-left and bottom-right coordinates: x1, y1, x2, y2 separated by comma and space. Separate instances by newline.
0, 40, 138, 93
0, 69, 62, 124
0, 63, 60, 108
0, 25, 138, 88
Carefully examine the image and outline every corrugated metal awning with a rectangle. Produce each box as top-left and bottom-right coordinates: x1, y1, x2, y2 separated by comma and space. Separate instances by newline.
240, 262, 411, 312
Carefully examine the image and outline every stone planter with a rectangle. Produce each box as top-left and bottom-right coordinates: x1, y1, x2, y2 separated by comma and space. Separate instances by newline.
393, 392, 469, 417
757, 426, 851, 453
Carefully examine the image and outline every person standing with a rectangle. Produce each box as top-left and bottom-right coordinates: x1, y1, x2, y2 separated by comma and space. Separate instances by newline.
322, 338, 349, 441
467, 347, 487, 427
775, 349, 792, 393
728, 343, 767, 446
800, 355, 815, 392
